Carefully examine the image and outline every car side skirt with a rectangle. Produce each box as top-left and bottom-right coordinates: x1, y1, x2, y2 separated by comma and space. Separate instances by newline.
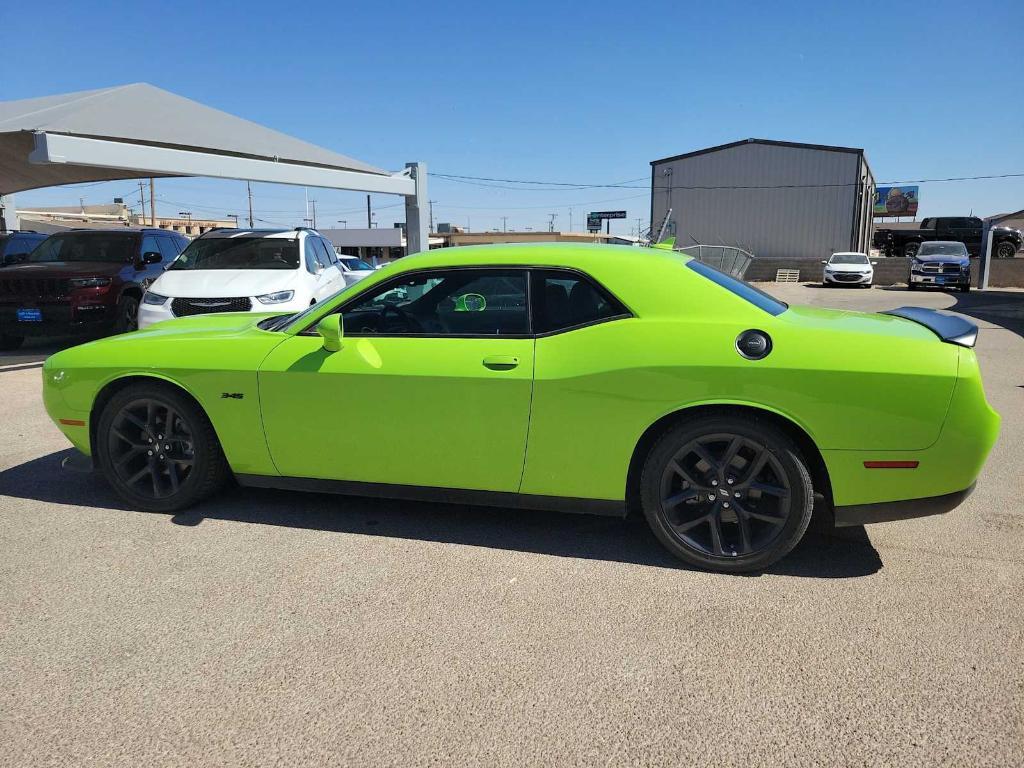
234, 474, 627, 517
833, 483, 975, 527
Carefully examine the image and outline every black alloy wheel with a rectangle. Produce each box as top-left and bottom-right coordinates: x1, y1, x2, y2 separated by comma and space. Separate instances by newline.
97, 383, 228, 512
641, 416, 813, 572
904, 242, 920, 258
995, 241, 1016, 259
115, 295, 139, 332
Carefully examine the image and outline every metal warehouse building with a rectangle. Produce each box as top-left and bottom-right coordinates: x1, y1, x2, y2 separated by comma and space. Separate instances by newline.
650, 139, 876, 260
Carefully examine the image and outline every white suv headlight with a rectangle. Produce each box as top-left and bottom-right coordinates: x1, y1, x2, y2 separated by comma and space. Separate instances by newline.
256, 290, 295, 304
142, 291, 169, 305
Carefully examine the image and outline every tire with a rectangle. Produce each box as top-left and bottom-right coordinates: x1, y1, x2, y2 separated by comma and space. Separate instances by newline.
0, 333, 25, 351
907, 282, 917, 291
639, 415, 814, 573
995, 241, 1016, 259
903, 242, 920, 259
95, 381, 229, 513
114, 294, 139, 333
960, 283, 971, 293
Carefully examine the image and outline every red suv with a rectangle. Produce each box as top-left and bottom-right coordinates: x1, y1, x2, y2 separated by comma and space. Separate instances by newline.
0, 228, 189, 350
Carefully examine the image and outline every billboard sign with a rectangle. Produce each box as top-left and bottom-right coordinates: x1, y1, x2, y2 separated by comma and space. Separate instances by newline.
587, 210, 627, 232
873, 186, 919, 218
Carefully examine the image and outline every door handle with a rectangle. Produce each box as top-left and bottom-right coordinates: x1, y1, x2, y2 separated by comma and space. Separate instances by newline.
482, 355, 519, 370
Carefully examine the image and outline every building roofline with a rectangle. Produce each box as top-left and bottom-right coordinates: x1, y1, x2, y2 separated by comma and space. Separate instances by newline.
650, 138, 864, 166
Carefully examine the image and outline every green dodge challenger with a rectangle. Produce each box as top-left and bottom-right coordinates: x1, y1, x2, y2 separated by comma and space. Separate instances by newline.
42, 243, 999, 572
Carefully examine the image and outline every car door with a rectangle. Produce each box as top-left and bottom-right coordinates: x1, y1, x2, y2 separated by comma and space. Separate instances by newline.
307, 237, 341, 301
258, 267, 535, 492
317, 237, 345, 295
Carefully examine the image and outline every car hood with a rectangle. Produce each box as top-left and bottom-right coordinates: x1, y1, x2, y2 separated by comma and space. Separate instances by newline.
825, 262, 871, 272
915, 254, 969, 264
1, 261, 124, 278
151, 269, 300, 298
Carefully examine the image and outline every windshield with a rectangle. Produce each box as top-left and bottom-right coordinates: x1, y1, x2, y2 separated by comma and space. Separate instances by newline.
28, 233, 136, 263
342, 257, 373, 271
829, 253, 868, 265
917, 242, 968, 257
170, 236, 299, 270
685, 260, 788, 316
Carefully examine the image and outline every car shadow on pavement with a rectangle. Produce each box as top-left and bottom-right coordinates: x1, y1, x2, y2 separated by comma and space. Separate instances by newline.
950, 290, 1024, 339
0, 449, 883, 579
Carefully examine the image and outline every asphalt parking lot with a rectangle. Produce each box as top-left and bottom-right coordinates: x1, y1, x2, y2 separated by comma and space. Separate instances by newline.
1, 284, 1022, 767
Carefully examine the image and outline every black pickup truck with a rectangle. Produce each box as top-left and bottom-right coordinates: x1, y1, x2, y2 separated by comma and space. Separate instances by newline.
873, 216, 1023, 259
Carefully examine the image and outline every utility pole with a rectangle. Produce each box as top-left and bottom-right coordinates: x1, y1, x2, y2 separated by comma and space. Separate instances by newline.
366, 195, 372, 228
548, 213, 557, 232
310, 199, 317, 229
569, 208, 573, 232
247, 181, 254, 227
501, 216, 508, 232
149, 179, 156, 225
138, 181, 146, 226
227, 214, 239, 228
428, 200, 436, 233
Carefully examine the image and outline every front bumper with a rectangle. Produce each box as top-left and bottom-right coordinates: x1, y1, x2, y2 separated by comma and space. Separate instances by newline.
139, 296, 310, 329
824, 271, 872, 285
909, 272, 969, 287
0, 302, 116, 336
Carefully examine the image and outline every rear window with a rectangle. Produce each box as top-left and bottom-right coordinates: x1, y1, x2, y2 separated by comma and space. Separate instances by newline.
685, 260, 788, 316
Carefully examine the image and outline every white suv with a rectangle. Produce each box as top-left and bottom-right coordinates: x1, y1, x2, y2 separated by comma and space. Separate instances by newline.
138, 228, 345, 329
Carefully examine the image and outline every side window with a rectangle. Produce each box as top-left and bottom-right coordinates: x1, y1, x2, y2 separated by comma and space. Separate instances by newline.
5, 235, 39, 258
303, 237, 320, 274
531, 269, 628, 334
141, 235, 161, 259
339, 269, 528, 337
320, 238, 339, 264
311, 238, 333, 270
156, 236, 179, 262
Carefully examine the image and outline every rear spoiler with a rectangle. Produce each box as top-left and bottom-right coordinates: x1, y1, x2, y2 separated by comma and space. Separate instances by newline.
881, 306, 978, 348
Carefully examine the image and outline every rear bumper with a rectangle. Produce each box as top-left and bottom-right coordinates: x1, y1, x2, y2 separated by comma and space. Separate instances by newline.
834, 483, 975, 527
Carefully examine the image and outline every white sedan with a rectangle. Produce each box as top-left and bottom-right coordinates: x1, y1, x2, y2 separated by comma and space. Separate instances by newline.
337, 255, 376, 287
139, 228, 345, 329
822, 252, 876, 287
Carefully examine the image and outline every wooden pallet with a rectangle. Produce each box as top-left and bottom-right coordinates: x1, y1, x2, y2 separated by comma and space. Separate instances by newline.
775, 269, 800, 283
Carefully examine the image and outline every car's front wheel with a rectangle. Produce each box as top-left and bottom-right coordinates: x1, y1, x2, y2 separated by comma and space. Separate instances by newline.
995, 241, 1017, 259
114, 295, 140, 333
96, 382, 229, 512
640, 415, 814, 573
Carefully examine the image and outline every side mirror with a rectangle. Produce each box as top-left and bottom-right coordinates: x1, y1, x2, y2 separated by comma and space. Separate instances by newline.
820, 260, 827, 264
317, 314, 343, 352
871, 261, 879, 265
140, 251, 162, 266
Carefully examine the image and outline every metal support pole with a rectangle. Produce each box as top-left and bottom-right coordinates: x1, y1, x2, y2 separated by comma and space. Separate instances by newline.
247, 181, 254, 227
979, 223, 994, 290
404, 162, 429, 256
0, 193, 16, 232
366, 194, 372, 228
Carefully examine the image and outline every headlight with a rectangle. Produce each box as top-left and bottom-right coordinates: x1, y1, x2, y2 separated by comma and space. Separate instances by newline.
142, 291, 169, 305
256, 290, 295, 304
69, 277, 111, 288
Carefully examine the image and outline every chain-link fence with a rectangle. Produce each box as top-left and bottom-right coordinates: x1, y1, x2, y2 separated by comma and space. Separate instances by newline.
676, 245, 754, 279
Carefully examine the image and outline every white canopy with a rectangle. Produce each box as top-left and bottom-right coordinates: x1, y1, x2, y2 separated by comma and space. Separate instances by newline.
0, 84, 427, 252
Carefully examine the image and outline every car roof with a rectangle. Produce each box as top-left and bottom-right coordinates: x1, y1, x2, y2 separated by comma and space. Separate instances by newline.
919, 241, 965, 247
385, 242, 681, 273
830, 251, 867, 257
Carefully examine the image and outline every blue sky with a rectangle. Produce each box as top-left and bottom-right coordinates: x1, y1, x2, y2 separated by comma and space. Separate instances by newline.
4, 0, 1023, 234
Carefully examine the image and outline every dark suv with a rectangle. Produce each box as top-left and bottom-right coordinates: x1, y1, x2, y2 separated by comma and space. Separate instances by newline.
0, 228, 189, 350
0, 231, 48, 266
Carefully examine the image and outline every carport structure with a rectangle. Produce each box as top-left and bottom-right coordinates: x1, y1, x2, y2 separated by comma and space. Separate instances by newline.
0, 83, 428, 252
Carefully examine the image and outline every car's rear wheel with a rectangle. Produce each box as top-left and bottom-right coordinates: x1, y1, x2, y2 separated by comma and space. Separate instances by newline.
96, 382, 229, 512
0, 333, 25, 350
995, 241, 1016, 259
640, 415, 813, 573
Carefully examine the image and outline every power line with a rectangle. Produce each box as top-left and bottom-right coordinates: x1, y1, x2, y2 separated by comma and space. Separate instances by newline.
435, 171, 1024, 192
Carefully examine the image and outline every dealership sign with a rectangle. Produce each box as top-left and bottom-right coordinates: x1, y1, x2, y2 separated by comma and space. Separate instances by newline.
873, 186, 919, 218
587, 210, 627, 232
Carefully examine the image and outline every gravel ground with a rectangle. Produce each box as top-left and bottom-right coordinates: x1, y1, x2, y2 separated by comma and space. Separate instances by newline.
1, 284, 1022, 767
